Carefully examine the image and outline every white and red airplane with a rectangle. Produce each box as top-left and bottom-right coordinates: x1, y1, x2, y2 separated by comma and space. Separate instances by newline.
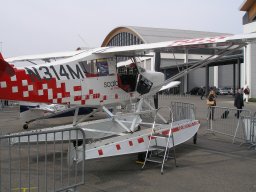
2, 33, 256, 163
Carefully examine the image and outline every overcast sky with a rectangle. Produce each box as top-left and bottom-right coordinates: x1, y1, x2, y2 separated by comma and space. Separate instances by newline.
0, 0, 245, 57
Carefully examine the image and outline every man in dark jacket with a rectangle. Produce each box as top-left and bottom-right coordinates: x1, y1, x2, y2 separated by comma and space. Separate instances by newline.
234, 89, 244, 119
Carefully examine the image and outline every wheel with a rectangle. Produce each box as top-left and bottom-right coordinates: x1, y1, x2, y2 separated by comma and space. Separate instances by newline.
23, 124, 28, 130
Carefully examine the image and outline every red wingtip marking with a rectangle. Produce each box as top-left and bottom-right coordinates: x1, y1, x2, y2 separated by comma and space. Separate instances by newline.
0, 53, 15, 76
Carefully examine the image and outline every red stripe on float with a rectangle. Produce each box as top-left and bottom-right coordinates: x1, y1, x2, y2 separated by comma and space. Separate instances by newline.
98, 149, 103, 156
137, 137, 144, 143
116, 144, 121, 150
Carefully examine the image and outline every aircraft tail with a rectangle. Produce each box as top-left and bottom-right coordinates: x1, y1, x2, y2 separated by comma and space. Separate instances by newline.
0, 52, 15, 76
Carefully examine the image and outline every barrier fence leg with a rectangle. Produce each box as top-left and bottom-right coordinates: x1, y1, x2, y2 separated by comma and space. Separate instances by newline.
233, 117, 240, 144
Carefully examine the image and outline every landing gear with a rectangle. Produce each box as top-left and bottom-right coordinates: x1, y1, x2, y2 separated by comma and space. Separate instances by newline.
193, 133, 197, 144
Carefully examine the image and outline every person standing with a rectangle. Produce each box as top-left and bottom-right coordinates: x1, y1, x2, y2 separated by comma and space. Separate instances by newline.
234, 89, 244, 119
207, 90, 216, 120
243, 86, 250, 103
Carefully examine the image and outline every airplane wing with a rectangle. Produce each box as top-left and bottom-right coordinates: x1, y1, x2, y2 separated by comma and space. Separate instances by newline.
6, 50, 86, 63
94, 32, 256, 97
6, 33, 256, 63
6, 33, 256, 64
94, 33, 256, 56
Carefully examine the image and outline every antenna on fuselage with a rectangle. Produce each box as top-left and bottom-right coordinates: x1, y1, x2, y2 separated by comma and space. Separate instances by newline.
78, 34, 90, 47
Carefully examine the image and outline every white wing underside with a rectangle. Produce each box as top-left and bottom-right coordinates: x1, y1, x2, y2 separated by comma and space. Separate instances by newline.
6, 50, 86, 63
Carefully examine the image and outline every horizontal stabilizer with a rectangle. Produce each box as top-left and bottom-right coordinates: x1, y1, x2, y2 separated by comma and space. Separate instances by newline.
0, 52, 15, 76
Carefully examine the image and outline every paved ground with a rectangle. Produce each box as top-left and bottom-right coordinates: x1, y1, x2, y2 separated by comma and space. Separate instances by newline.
1, 95, 256, 192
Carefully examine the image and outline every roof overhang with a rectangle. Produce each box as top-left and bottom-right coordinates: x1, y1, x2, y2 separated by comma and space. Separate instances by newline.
240, 0, 255, 11
162, 54, 244, 70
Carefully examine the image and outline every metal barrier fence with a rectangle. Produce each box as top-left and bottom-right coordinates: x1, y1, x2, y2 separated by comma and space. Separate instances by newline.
207, 106, 252, 143
0, 100, 18, 110
170, 101, 195, 121
0, 127, 85, 192
248, 116, 256, 148
235, 116, 256, 147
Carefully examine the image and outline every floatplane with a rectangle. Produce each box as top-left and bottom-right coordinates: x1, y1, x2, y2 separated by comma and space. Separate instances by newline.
0, 32, 255, 171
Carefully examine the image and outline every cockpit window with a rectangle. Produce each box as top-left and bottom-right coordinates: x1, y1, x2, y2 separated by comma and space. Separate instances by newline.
79, 58, 115, 77
96, 59, 109, 75
79, 60, 95, 74
117, 63, 139, 92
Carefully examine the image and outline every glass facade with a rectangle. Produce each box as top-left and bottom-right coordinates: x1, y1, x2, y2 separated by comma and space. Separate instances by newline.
107, 32, 143, 46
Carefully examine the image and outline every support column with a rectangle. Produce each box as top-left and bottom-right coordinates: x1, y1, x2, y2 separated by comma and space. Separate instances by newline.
233, 63, 236, 95
163, 69, 167, 79
213, 66, 219, 89
184, 50, 188, 94
243, 47, 247, 88
154, 52, 161, 72
205, 66, 210, 95
238, 58, 241, 89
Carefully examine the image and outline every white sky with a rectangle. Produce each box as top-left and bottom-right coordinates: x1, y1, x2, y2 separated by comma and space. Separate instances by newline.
0, 0, 245, 58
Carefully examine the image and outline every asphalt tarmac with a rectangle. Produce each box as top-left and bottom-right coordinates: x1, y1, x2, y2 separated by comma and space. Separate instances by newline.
0, 95, 256, 192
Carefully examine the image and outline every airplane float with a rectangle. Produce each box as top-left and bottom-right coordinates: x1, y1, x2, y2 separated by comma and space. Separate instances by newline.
19, 102, 94, 129
1, 32, 256, 172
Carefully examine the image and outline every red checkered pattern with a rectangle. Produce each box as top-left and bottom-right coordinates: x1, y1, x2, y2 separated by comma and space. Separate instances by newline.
71, 87, 102, 105
0, 68, 71, 104
0, 67, 114, 105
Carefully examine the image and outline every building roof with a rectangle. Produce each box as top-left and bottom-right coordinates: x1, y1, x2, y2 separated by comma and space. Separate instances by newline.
101, 26, 231, 46
240, 0, 255, 11
240, 0, 256, 23
126, 26, 231, 43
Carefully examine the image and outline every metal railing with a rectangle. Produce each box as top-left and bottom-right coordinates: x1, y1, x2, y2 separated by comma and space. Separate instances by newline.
234, 116, 256, 147
0, 100, 18, 110
170, 101, 195, 121
207, 106, 252, 143
0, 127, 85, 192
